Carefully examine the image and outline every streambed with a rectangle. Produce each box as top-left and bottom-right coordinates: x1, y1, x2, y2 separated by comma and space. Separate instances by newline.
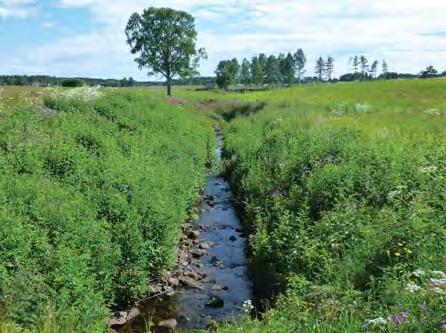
115, 133, 254, 332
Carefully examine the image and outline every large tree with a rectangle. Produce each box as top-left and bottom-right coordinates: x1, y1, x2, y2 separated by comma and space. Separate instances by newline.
125, 7, 205, 96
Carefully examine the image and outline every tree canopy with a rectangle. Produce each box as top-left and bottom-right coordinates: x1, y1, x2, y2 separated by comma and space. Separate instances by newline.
125, 7, 205, 96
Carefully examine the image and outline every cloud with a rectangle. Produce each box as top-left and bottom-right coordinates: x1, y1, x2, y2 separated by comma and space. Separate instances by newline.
0, 0, 36, 19
4, 0, 446, 78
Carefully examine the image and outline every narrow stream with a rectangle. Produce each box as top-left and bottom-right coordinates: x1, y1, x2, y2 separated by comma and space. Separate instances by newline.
122, 133, 254, 332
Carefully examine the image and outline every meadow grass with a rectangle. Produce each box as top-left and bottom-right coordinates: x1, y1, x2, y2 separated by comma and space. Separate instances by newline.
0, 79, 445, 332
179, 79, 446, 332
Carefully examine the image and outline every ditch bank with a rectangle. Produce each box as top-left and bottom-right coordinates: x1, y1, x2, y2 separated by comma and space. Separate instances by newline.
111, 128, 254, 332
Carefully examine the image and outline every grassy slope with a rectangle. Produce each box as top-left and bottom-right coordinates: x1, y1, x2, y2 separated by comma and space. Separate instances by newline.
181, 79, 446, 332
0, 87, 213, 332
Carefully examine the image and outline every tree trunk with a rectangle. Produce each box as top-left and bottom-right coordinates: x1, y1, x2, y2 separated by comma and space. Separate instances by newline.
166, 77, 172, 96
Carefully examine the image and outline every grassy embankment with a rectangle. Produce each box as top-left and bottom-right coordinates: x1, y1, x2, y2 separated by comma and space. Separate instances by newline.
0, 86, 213, 332
182, 79, 446, 332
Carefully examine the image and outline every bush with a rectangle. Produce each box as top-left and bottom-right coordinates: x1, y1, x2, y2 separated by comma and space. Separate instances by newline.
61, 79, 85, 87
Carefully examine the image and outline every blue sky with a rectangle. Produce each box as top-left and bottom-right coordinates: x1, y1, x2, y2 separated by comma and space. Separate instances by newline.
1, 0, 445, 80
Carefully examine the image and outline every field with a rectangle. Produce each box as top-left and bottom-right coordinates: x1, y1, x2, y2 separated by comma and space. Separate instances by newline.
181, 79, 446, 332
0, 79, 445, 332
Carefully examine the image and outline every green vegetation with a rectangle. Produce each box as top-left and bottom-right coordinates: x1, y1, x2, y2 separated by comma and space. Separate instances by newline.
182, 79, 446, 332
60, 79, 85, 88
0, 87, 213, 332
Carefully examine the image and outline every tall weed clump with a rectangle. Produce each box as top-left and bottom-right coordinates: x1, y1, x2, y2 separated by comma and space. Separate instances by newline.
0, 88, 213, 332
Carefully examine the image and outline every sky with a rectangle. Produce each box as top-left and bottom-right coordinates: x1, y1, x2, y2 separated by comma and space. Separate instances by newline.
1, 0, 445, 80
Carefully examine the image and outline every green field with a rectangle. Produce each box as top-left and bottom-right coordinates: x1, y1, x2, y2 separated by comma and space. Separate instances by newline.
0, 79, 445, 332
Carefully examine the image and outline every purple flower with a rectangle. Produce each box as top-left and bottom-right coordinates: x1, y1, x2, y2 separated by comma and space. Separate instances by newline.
388, 310, 409, 326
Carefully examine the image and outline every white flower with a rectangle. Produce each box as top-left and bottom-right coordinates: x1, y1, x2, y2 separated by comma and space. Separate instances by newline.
241, 300, 254, 314
365, 317, 387, 326
420, 166, 438, 174
46, 86, 103, 102
424, 109, 441, 116
430, 278, 446, 287
431, 271, 446, 279
405, 283, 422, 292
412, 269, 426, 278
432, 287, 445, 295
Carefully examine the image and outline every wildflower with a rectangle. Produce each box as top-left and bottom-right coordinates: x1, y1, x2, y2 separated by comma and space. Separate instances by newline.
431, 271, 446, 279
405, 248, 413, 254
405, 283, 422, 292
419, 165, 438, 174
432, 287, 445, 295
398, 242, 404, 247
362, 317, 387, 329
423, 109, 441, 116
388, 310, 409, 326
412, 269, 426, 278
395, 252, 401, 257
241, 300, 254, 314
430, 278, 446, 287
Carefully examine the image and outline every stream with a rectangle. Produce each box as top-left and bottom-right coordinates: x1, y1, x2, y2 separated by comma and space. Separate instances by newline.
118, 132, 254, 332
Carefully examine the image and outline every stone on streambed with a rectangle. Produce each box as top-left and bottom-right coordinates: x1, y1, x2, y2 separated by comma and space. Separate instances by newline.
184, 270, 202, 280
191, 249, 206, 258
179, 276, 203, 290
188, 230, 200, 240
199, 241, 212, 250
157, 318, 177, 331
167, 277, 179, 287
206, 296, 224, 308
211, 284, 229, 291
109, 307, 140, 327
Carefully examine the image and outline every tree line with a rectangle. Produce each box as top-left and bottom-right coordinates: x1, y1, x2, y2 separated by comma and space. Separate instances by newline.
215, 49, 307, 89
215, 52, 446, 89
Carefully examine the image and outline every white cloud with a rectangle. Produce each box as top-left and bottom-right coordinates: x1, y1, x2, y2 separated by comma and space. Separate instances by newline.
4, 0, 446, 78
0, 0, 36, 19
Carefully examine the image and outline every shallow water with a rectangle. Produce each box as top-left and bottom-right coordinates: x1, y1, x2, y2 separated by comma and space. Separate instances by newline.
126, 134, 254, 331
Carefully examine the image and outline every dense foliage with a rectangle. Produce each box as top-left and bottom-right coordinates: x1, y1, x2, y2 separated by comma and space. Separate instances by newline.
0, 87, 213, 332
211, 79, 446, 332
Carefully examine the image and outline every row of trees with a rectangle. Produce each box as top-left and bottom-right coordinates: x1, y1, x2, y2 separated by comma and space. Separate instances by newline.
312, 55, 390, 82
215, 50, 307, 89
0, 75, 147, 87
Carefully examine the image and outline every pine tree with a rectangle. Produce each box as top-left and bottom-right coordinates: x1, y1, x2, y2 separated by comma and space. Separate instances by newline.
360, 56, 369, 78
315, 57, 325, 81
325, 56, 335, 81
294, 48, 307, 83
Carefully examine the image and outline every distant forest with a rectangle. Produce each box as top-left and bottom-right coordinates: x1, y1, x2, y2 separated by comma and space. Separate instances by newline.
0, 75, 215, 87
1, 56, 444, 89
